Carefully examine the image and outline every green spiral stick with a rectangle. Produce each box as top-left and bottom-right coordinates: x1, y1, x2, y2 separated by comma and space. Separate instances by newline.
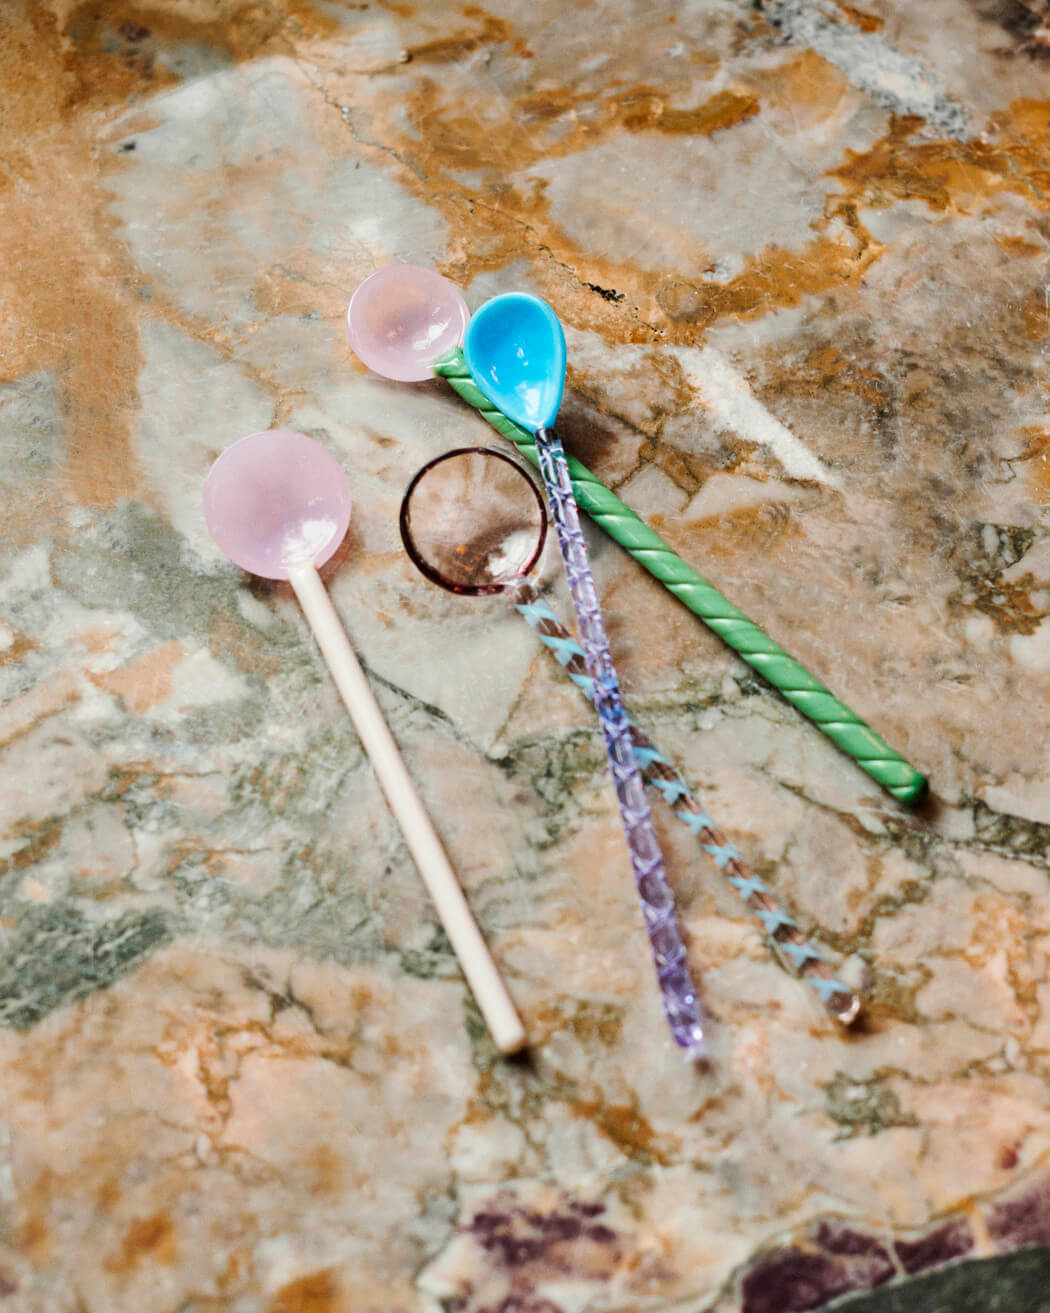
434, 346, 927, 807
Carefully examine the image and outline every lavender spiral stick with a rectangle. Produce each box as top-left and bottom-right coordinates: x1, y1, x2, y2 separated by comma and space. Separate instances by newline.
467, 295, 703, 1055
536, 427, 706, 1053
464, 293, 704, 1056
464, 298, 703, 1055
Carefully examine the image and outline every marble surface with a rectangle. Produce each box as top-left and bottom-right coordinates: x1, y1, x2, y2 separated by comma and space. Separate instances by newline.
3, 1, 1050, 1309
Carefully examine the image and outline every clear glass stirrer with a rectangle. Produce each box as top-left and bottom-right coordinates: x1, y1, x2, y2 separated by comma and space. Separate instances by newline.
399, 448, 862, 1036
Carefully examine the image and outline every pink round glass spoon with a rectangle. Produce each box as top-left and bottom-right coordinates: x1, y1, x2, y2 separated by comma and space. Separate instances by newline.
346, 264, 469, 382
203, 429, 352, 579
203, 429, 525, 1055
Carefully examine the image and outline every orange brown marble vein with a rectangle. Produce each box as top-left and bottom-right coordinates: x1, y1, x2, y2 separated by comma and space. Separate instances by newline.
301, 41, 1050, 352
830, 1, 885, 33
832, 102, 1050, 216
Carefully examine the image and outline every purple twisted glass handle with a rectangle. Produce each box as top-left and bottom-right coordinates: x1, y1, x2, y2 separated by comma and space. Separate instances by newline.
534, 427, 706, 1056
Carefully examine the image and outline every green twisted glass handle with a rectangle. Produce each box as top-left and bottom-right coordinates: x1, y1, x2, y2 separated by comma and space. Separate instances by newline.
434, 347, 927, 807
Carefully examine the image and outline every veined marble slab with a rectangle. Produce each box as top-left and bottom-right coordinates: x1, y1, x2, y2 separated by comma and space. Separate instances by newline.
1, 1, 1049, 1309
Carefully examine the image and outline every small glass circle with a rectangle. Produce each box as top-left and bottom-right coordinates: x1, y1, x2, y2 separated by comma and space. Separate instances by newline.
347, 264, 470, 382
399, 447, 546, 595
203, 429, 352, 580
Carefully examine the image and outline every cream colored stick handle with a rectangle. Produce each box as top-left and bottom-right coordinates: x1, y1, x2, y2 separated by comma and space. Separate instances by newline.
288, 562, 525, 1055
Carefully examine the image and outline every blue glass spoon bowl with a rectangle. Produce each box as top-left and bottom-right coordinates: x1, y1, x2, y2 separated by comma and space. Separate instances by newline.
463, 293, 566, 433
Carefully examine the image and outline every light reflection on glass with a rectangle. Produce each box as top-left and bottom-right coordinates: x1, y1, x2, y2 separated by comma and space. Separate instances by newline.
399, 448, 547, 595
